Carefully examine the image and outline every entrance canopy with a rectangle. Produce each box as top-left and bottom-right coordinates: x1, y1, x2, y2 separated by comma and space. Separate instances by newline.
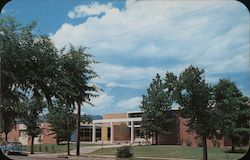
92, 117, 142, 144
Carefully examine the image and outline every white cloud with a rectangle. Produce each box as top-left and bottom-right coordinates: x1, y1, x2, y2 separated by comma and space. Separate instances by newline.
52, 1, 249, 74
82, 91, 114, 114
92, 63, 167, 89
117, 97, 142, 110
51, 0, 249, 100
68, 2, 113, 19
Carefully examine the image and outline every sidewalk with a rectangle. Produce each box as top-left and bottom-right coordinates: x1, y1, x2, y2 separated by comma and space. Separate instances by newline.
71, 144, 125, 154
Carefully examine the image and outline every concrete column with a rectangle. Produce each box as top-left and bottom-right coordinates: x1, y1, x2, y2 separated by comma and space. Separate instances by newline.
131, 121, 134, 144
110, 121, 113, 144
92, 123, 96, 143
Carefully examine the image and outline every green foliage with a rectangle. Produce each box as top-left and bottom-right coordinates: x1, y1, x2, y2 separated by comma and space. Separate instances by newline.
57, 45, 99, 107
175, 65, 215, 137
46, 100, 76, 143
0, 17, 100, 151
174, 65, 215, 160
20, 96, 45, 138
140, 73, 176, 143
213, 79, 250, 149
116, 145, 133, 158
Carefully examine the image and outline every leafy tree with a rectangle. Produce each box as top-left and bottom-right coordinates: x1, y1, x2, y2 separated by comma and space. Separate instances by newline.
47, 100, 76, 155
0, 17, 27, 138
58, 45, 99, 155
0, 17, 59, 138
175, 65, 215, 160
140, 73, 175, 144
0, 105, 17, 141
0, 17, 99, 156
213, 79, 250, 150
20, 94, 45, 154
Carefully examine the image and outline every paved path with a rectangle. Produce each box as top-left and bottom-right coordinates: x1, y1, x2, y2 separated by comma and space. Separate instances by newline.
72, 144, 125, 154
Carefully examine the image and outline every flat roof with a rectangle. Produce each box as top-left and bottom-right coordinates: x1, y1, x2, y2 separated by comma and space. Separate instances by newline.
93, 117, 142, 124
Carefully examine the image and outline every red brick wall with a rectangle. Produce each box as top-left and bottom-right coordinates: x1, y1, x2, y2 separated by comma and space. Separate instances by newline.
1, 123, 56, 144
41, 122, 57, 144
114, 124, 130, 141
1, 125, 19, 142
179, 117, 225, 147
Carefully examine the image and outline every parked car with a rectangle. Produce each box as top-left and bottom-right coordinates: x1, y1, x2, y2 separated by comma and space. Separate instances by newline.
0, 141, 28, 156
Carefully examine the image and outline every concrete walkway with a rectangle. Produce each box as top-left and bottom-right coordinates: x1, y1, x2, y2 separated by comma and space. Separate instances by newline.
72, 144, 125, 154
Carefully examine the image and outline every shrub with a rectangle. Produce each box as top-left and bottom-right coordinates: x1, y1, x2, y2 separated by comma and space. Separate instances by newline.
116, 145, 133, 158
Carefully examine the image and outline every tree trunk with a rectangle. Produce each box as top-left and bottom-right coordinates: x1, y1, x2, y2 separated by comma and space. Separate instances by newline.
56, 136, 60, 145
67, 137, 70, 155
4, 131, 8, 142
231, 137, 235, 151
231, 145, 235, 151
76, 102, 81, 156
31, 136, 35, 154
155, 133, 158, 145
202, 135, 207, 160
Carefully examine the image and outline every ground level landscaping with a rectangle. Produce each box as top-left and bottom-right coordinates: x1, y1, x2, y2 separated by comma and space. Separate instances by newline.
92, 145, 248, 160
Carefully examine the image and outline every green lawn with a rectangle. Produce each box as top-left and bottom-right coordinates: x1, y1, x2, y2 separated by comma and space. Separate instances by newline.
23, 143, 100, 153
92, 145, 248, 160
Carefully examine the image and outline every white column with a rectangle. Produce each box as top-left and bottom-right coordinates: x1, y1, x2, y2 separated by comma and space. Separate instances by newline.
131, 121, 134, 144
92, 123, 96, 143
110, 121, 113, 144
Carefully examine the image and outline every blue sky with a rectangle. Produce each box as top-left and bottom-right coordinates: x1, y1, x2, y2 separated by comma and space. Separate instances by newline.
2, 0, 250, 115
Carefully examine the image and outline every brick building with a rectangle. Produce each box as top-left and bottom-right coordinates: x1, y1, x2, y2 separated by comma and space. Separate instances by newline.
2, 110, 231, 147
92, 111, 231, 147
0, 122, 56, 145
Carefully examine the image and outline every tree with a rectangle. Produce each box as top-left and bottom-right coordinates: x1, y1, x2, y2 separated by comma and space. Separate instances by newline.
0, 105, 17, 141
0, 16, 59, 130
20, 94, 45, 154
175, 65, 215, 160
140, 73, 175, 144
213, 79, 250, 151
0, 17, 99, 156
47, 100, 76, 155
58, 45, 99, 155
0, 17, 27, 137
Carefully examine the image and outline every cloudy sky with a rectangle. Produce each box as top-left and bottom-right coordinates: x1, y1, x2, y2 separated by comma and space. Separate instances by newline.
2, 0, 249, 115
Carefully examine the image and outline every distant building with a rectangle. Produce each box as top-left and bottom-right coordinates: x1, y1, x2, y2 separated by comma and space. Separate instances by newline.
1, 111, 232, 147
0, 121, 56, 145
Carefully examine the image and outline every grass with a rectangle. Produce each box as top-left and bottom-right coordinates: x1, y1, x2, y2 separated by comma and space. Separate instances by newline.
23, 143, 100, 153
92, 145, 248, 160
